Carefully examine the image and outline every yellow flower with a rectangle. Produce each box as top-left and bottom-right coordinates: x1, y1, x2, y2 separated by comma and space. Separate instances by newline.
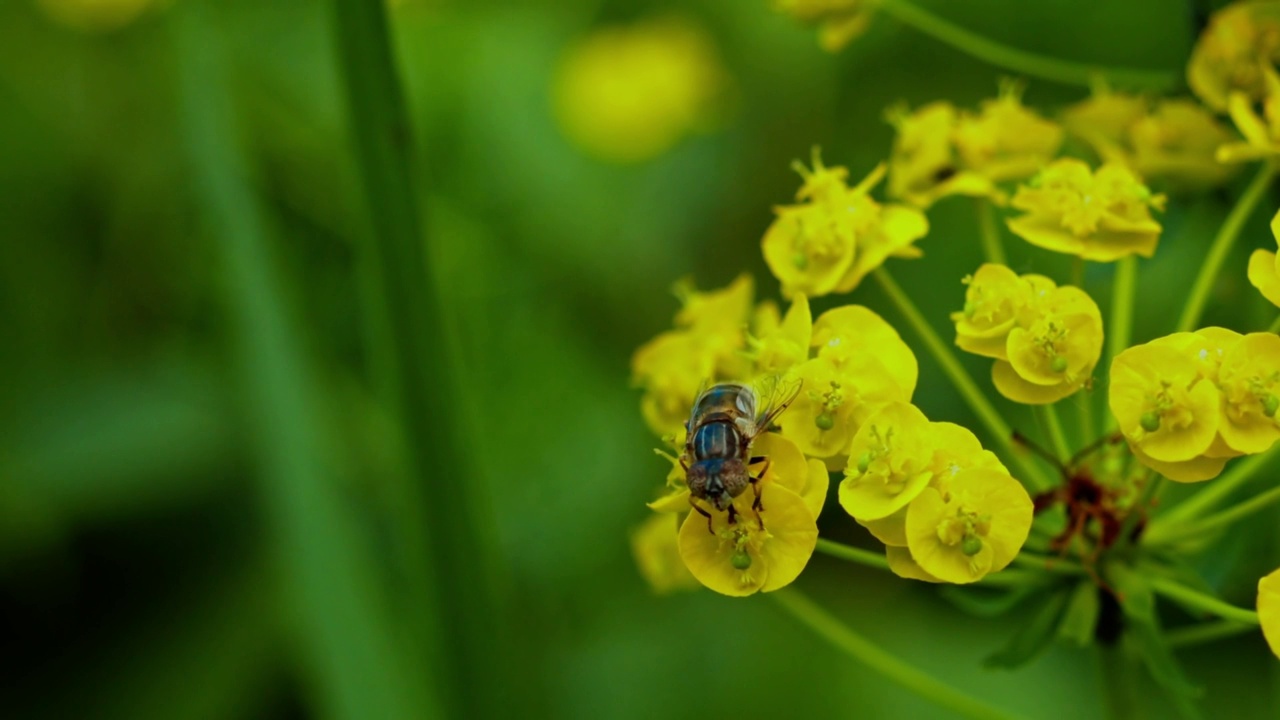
631, 275, 754, 435
1007, 159, 1166, 261
1259, 566, 1280, 660
1216, 332, 1280, 453
1061, 88, 1149, 160
762, 155, 929, 297
631, 513, 700, 594
1188, 1, 1280, 112
774, 0, 875, 52
885, 545, 942, 583
1109, 341, 1222, 464
839, 402, 935, 522
885, 102, 1000, 208
904, 467, 1033, 584
951, 264, 1036, 360
811, 305, 919, 400
775, 354, 910, 461
632, 331, 716, 435
748, 294, 812, 376
993, 285, 1104, 405
952, 82, 1065, 184
1249, 211, 1280, 307
1218, 64, 1280, 163
1129, 100, 1240, 191
839, 407, 1008, 545
552, 16, 726, 163
677, 482, 817, 596
37, 0, 159, 32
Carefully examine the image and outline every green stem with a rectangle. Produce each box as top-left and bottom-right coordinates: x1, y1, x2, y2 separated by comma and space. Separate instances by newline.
1147, 576, 1260, 625
874, 0, 1177, 90
1269, 314, 1280, 334
1113, 471, 1159, 551
329, 1, 508, 715
977, 198, 1006, 265
815, 537, 891, 570
1104, 257, 1137, 431
1165, 620, 1256, 648
1039, 404, 1071, 461
1147, 482, 1280, 546
873, 268, 1053, 492
1075, 388, 1097, 461
1098, 644, 1138, 720
772, 589, 1027, 720
1011, 551, 1086, 576
1176, 161, 1277, 333
1154, 448, 1276, 527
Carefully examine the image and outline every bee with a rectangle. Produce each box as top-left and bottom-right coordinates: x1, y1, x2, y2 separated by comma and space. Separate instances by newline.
681, 378, 801, 533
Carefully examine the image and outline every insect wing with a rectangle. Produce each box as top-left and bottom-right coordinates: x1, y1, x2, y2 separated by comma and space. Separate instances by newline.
750, 375, 802, 438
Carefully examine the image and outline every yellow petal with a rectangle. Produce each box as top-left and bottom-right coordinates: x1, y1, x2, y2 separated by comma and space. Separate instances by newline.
1128, 443, 1228, 483
885, 545, 943, 582
751, 433, 811, 495
992, 360, 1080, 405
1248, 249, 1280, 308
677, 484, 817, 596
858, 505, 909, 546
631, 513, 699, 594
1259, 567, 1280, 660
801, 458, 831, 519
813, 304, 919, 398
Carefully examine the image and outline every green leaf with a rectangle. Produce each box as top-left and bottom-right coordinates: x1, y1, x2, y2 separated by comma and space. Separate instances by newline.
1108, 562, 1204, 719
983, 586, 1070, 670
1057, 579, 1100, 647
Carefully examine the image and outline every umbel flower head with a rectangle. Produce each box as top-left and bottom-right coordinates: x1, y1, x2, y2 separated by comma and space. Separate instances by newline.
884, 85, 1063, 209
1188, 0, 1280, 112
762, 151, 929, 297
552, 15, 726, 163
773, 0, 875, 52
952, 265, 1103, 405
1007, 159, 1166, 261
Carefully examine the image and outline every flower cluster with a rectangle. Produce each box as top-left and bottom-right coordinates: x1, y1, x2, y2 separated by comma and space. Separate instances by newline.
553, 16, 726, 163
1061, 89, 1238, 192
1005, 159, 1166, 261
838, 402, 1033, 583
1110, 330, 1280, 481
952, 264, 1104, 404
632, 276, 922, 595
1188, 1, 1280, 112
885, 84, 1063, 208
761, 151, 929, 297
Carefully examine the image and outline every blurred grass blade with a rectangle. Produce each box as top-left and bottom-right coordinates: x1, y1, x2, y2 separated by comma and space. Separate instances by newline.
327, 0, 509, 715
1108, 563, 1204, 719
173, 3, 438, 718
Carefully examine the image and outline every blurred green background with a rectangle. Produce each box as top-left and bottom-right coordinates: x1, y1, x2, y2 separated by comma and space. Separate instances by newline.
2, 0, 1279, 717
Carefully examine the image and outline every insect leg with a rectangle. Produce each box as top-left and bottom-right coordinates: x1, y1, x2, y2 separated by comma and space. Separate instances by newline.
727, 503, 738, 526
689, 496, 714, 535
750, 458, 771, 512
747, 456, 766, 465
